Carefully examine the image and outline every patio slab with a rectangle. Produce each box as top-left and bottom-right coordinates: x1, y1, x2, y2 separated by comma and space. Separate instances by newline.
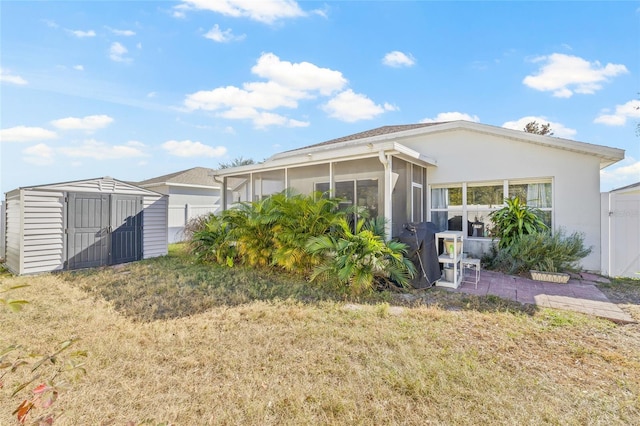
449, 269, 635, 324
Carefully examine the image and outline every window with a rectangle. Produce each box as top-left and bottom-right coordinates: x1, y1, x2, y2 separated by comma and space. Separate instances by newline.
430, 179, 552, 237
315, 182, 330, 199
466, 183, 503, 237
411, 165, 424, 222
317, 179, 379, 220
430, 186, 462, 233
509, 181, 552, 227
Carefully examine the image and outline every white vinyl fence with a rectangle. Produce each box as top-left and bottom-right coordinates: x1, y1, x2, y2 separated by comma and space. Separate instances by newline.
168, 203, 220, 243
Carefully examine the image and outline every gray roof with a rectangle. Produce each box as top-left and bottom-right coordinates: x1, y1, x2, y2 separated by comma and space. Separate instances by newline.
284, 123, 443, 153
136, 167, 218, 187
611, 181, 640, 192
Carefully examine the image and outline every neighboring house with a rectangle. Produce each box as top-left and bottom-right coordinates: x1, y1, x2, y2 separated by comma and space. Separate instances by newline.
136, 167, 221, 243
601, 182, 640, 278
213, 120, 625, 273
3, 177, 168, 275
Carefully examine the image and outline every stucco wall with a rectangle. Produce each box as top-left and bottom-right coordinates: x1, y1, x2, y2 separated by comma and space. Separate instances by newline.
402, 129, 603, 271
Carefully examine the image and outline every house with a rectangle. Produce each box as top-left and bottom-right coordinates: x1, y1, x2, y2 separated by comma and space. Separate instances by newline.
3, 177, 168, 275
601, 182, 640, 278
136, 167, 221, 243
213, 120, 625, 274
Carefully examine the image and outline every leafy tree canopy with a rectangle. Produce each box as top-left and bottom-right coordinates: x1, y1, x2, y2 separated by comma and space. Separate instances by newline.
218, 156, 256, 169
523, 121, 554, 136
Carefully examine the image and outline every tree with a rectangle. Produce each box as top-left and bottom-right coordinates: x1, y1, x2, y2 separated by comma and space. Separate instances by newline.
218, 156, 255, 169
524, 121, 554, 136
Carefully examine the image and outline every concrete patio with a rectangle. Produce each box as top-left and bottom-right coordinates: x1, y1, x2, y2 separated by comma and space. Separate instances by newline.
450, 269, 635, 323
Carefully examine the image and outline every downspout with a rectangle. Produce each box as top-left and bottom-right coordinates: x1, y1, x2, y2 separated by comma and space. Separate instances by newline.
378, 151, 392, 240
212, 174, 226, 212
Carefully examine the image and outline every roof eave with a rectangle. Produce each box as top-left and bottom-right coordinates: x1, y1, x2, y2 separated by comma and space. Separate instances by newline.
214, 141, 437, 178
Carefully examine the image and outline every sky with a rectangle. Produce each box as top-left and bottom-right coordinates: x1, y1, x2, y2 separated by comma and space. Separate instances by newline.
1, 0, 639, 196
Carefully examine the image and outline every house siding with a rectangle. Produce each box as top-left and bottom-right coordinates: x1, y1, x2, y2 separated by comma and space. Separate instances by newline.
413, 129, 603, 271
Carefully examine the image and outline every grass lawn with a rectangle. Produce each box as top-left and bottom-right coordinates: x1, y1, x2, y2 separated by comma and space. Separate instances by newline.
1, 244, 639, 425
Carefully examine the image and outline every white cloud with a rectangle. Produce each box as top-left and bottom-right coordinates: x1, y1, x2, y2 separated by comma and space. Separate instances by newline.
176, 0, 306, 24
59, 139, 147, 159
108, 27, 136, 36
73, 65, 84, 71
162, 140, 227, 157
23, 143, 55, 165
147, 91, 157, 98
421, 112, 480, 123
251, 53, 347, 95
322, 90, 388, 122
523, 53, 628, 98
109, 42, 130, 62
204, 24, 246, 42
382, 51, 415, 68
502, 116, 577, 139
0, 126, 57, 142
220, 107, 309, 129
69, 29, 96, 38
184, 53, 380, 127
51, 114, 114, 131
185, 81, 308, 111
0, 68, 28, 85
601, 157, 640, 190
594, 99, 640, 126
43, 19, 59, 29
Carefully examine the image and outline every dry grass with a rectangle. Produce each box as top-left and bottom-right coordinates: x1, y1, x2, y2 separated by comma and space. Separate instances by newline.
598, 277, 640, 321
1, 256, 639, 425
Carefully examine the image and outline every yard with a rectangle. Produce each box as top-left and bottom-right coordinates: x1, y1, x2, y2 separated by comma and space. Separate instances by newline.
1, 244, 639, 425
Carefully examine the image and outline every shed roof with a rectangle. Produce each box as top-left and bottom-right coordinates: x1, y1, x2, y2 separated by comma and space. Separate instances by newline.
6, 176, 162, 197
136, 167, 219, 189
610, 181, 640, 193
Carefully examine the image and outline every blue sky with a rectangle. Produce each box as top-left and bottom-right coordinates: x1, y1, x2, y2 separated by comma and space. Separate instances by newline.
1, 0, 639, 195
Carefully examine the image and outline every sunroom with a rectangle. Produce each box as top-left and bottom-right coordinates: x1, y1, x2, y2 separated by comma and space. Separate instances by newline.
218, 140, 437, 240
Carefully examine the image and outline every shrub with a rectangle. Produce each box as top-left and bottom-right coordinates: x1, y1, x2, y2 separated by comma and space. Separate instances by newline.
485, 229, 591, 275
186, 190, 416, 296
489, 196, 548, 249
306, 217, 416, 295
189, 213, 237, 266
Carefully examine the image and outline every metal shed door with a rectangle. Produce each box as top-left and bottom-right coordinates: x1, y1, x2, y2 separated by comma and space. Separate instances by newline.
110, 195, 143, 264
67, 193, 110, 269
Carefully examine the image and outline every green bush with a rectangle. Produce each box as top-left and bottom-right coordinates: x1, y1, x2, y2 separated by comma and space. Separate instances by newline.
185, 190, 416, 296
485, 229, 591, 275
489, 196, 548, 249
306, 217, 416, 295
189, 213, 237, 266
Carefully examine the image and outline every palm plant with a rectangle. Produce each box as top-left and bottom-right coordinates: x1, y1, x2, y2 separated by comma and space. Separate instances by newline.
306, 217, 416, 295
190, 213, 237, 266
223, 196, 281, 267
269, 191, 345, 273
489, 196, 548, 248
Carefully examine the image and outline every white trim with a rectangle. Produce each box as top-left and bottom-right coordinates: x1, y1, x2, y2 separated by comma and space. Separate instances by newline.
139, 182, 220, 190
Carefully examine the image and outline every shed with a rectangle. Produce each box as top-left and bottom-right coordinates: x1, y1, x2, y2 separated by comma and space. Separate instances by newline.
3, 176, 168, 275
601, 182, 640, 278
